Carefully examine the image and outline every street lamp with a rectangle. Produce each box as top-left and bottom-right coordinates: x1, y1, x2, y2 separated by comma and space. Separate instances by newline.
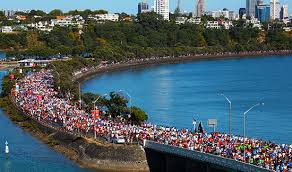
117, 90, 132, 118
72, 80, 82, 109
192, 118, 197, 132
243, 102, 264, 161
93, 93, 107, 139
219, 93, 232, 135
51, 63, 60, 90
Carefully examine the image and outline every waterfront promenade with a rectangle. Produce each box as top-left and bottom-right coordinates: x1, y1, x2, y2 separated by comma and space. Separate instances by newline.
12, 69, 292, 172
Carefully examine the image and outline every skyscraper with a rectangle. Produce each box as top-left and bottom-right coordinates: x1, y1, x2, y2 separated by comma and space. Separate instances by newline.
256, 4, 270, 22
138, 2, 149, 14
174, 0, 181, 15
195, 0, 205, 17
280, 4, 289, 19
154, 0, 169, 20
270, 0, 281, 20
246, 0, 258, 17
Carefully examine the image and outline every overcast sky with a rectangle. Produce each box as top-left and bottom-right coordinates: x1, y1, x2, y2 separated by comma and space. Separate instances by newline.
1, 0, 292, 15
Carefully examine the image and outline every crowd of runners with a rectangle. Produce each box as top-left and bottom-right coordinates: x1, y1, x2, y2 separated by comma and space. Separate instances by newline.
12, 69, 292, 172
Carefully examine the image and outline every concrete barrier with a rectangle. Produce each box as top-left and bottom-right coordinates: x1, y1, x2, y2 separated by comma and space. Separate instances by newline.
144, 140, 272, 172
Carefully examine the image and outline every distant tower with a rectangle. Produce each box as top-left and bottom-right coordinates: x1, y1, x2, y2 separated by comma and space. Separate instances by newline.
270, 0, 281, 20
280, 4, 289, 20
154, 0, 169, 20
246, 0, 258, 17
195, 0, 205, 17
174, 0, 181, 15
138, 1, 149, 14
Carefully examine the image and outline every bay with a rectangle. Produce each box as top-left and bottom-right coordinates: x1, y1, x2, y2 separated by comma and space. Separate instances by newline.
82, 56, 292, 144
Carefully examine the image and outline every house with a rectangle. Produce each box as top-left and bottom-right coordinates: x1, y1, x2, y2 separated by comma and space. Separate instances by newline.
175, 17, 187, 24
206, 21, 220, 29
0, 26, 13, 33
187, 18, 201, 25
89, 14, 119, 22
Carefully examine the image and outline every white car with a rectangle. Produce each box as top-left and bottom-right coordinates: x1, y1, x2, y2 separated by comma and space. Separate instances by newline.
111, 136, 126, 144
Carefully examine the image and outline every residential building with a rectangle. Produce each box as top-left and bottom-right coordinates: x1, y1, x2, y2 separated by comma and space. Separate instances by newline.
51, 15, 85, 28
88, 14, 119, 22
270, 0, 281, 20
16, 15, 27, 21
206, 21, 220, 29
239, 8, 247, 18
138, 2, 149, 14
3, 10, 16, 17
195, 0, 204, 17
211, 8, 235, 20
27, 21, 53, 32
246, 17, 262, 29
220, 21, 233, 29
280, 5, 289, 20
154, 0, 169, 20
187, 18, 201, 24
175, 17, 187, 24
0, 26, 13, 33
246, 0, 258, 17
256, 4, 270, 22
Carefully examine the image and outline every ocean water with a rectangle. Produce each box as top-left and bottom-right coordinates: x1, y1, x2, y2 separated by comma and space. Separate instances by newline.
0, 71, 91, 172
82, 56, 292, 145
0, 52, 6, 60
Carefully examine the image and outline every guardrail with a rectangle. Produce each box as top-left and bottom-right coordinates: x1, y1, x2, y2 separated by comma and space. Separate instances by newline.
144, 140, 273, 172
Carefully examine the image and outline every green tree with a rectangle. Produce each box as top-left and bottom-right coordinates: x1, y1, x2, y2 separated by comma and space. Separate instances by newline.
49, 9, 63, 16
130, 106, 148, 124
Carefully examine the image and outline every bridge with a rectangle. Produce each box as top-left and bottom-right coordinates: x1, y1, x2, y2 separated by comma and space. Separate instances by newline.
143, 140, 272, 172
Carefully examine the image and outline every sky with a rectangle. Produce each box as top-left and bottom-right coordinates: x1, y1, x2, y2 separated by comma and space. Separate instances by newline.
1, 0, 292, 15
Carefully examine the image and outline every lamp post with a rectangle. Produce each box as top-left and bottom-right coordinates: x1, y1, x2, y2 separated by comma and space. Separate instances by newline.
118, 90, 132, 118
243, 102, 264, 161
192, 118, 197, 132
93, 93, 107, 139
51, 64, 60, 90
219, 93, 232, 135
72, 80, 81, 109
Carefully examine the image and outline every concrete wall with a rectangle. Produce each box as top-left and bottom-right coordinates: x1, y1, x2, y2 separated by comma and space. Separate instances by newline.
144, 140, 272, 172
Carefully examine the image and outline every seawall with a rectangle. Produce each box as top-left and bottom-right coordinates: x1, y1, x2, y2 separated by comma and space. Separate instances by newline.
2, 95, 149, 172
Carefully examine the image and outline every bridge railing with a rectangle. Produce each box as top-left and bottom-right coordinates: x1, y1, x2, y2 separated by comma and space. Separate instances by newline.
144, 140, 273, 172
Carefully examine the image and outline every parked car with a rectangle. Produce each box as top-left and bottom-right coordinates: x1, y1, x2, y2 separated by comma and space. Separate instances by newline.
111, 136, 125, 144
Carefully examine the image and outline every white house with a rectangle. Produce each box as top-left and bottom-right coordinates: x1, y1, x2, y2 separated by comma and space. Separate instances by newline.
94, 14, 119, 22
175, 17, 187, 25
0, 26, 13, 33
187, 18, 201, 25
206, 21, 220, 29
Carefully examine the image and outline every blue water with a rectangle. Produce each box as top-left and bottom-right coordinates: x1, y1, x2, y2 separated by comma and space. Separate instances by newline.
0, 71, 91, 172
0, 52, 6, 60
82, 56, 292, 145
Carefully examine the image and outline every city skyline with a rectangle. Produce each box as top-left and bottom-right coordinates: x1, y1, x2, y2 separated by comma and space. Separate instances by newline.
1, 0, 292, 15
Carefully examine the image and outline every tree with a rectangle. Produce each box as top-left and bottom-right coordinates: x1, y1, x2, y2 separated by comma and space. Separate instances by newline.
49, 9, 63, 17
105, 92, 129, 118
130, 106, 148, 124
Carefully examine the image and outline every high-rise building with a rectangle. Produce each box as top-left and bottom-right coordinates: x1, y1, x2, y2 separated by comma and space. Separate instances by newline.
239, 8, 247, 18
256, 4, 270, 22
280, 5, 289, 19
270, 0, 281, 20
138, 2, 149, 14
154, 0, 169, 20
195, 0, 205, 17
246, 0, 258, 17
174, 0, 181, 15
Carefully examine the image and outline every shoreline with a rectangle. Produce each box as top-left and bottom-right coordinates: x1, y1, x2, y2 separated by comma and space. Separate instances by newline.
0, 95, 149, 172
74, 50, 292, 82
1, 50, 291, 172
